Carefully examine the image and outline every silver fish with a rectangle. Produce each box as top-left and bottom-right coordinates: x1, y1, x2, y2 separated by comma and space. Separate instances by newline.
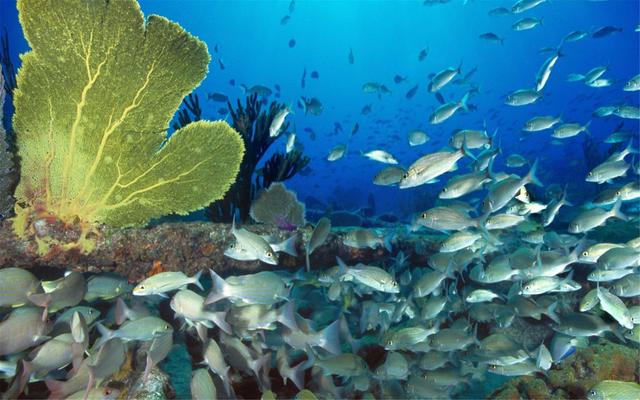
133, 270, 203, 297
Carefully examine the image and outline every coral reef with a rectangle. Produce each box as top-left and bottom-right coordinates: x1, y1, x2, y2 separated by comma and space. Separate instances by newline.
208, 94, 309, 223
489, 340, 640, 400
10, 0, 244, 254
0, 67, 16, 219
0, 219, 434, 281
250, 182, 305, 230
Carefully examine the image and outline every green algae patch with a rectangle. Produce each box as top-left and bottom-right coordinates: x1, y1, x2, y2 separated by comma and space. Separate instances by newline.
11, 0, 244, 253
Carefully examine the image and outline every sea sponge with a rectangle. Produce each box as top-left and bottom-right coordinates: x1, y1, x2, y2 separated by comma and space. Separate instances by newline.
11, 0, 244, 253
250, 182, 305, 230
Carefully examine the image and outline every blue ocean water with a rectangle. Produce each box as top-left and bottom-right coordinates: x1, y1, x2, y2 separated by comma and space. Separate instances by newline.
2, 0, 639, 218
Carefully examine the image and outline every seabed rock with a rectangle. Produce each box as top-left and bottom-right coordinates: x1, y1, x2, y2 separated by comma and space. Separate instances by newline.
489, 339, 640, 400
0, 220, 441, 280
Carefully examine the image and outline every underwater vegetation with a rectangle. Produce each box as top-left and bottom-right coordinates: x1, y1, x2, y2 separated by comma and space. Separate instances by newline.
10, 0, 244, 254
0, 0, 639, 399
207, 94, 310, 223
250, 182, 306, 230
0, 68, 16, 219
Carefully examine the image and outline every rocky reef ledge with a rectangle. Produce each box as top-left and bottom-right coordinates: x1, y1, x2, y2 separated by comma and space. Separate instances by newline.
0, 220, 439, 281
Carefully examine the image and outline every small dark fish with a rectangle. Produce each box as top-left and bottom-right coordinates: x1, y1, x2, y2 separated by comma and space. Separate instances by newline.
288, 38, 296, 48
435, 92, 445, 104
348, 47, 355, 64
301, 68, 307, 88
229, 79, 235, 86
361, 104, 372, 115
214, 44, 219, 53
299, 167, 313, 176
289, 0, 296, 14
334, 122, 343, 133
489, 7, 510, 16
405, 84, 418, 99
208, 92, 229, 102
217, 107, 227, 114
275, 93, 281, 98
592, 25, 622, 38
394, 75, 407, 84
418, 47, 429, 61
304, 127, 313, 133
218, 58, 225, 70
351, 122, 359, 136
310, 70, 319, 79
479, 32, 504, 44
275, 84, 281, 92
280, 15, 290, 25
310, 130, 316, 140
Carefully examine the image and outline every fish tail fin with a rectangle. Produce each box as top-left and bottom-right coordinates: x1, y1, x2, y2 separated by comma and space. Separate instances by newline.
460, 91, 470, 111
210, 310, 232, 335
287, 359, 308, 391
460, 140, 477, 161
45, 379, 66, 399
624, 139, 638, 157
204, 269, 228, 305
191, 270, 204, 291
277, 300, 298, 331
249, 353, 271, 390
525, 159, 543, 187
457, 58, 464, 74
115, 297, 130, 325
320, 319, 341, 355
611, 198, 628, 221
545, 301, 560, 324
27, 292, 51, 309
488, 128, 498, 148
95, 323, 114, 348
13, 359, 31, 396
278, 235, 298, 257
305, 245, 311, 273
383, 235, 393, 252
561, 185, 573, 207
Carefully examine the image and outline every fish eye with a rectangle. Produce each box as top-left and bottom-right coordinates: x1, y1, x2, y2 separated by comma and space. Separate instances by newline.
139, 285, 145, 290
442, 188, 448, 192
403, 173, 409, 179
266, 251, 273, 257
105, 389, 112, 395
421, 212, 427, 218
616, 191, 621, 196
588, 172, 593, 176
582, 251, 589, 256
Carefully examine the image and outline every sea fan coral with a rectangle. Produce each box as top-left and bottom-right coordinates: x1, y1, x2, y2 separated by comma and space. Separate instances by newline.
250, 182, 305, 230
11, 0, 244, 253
